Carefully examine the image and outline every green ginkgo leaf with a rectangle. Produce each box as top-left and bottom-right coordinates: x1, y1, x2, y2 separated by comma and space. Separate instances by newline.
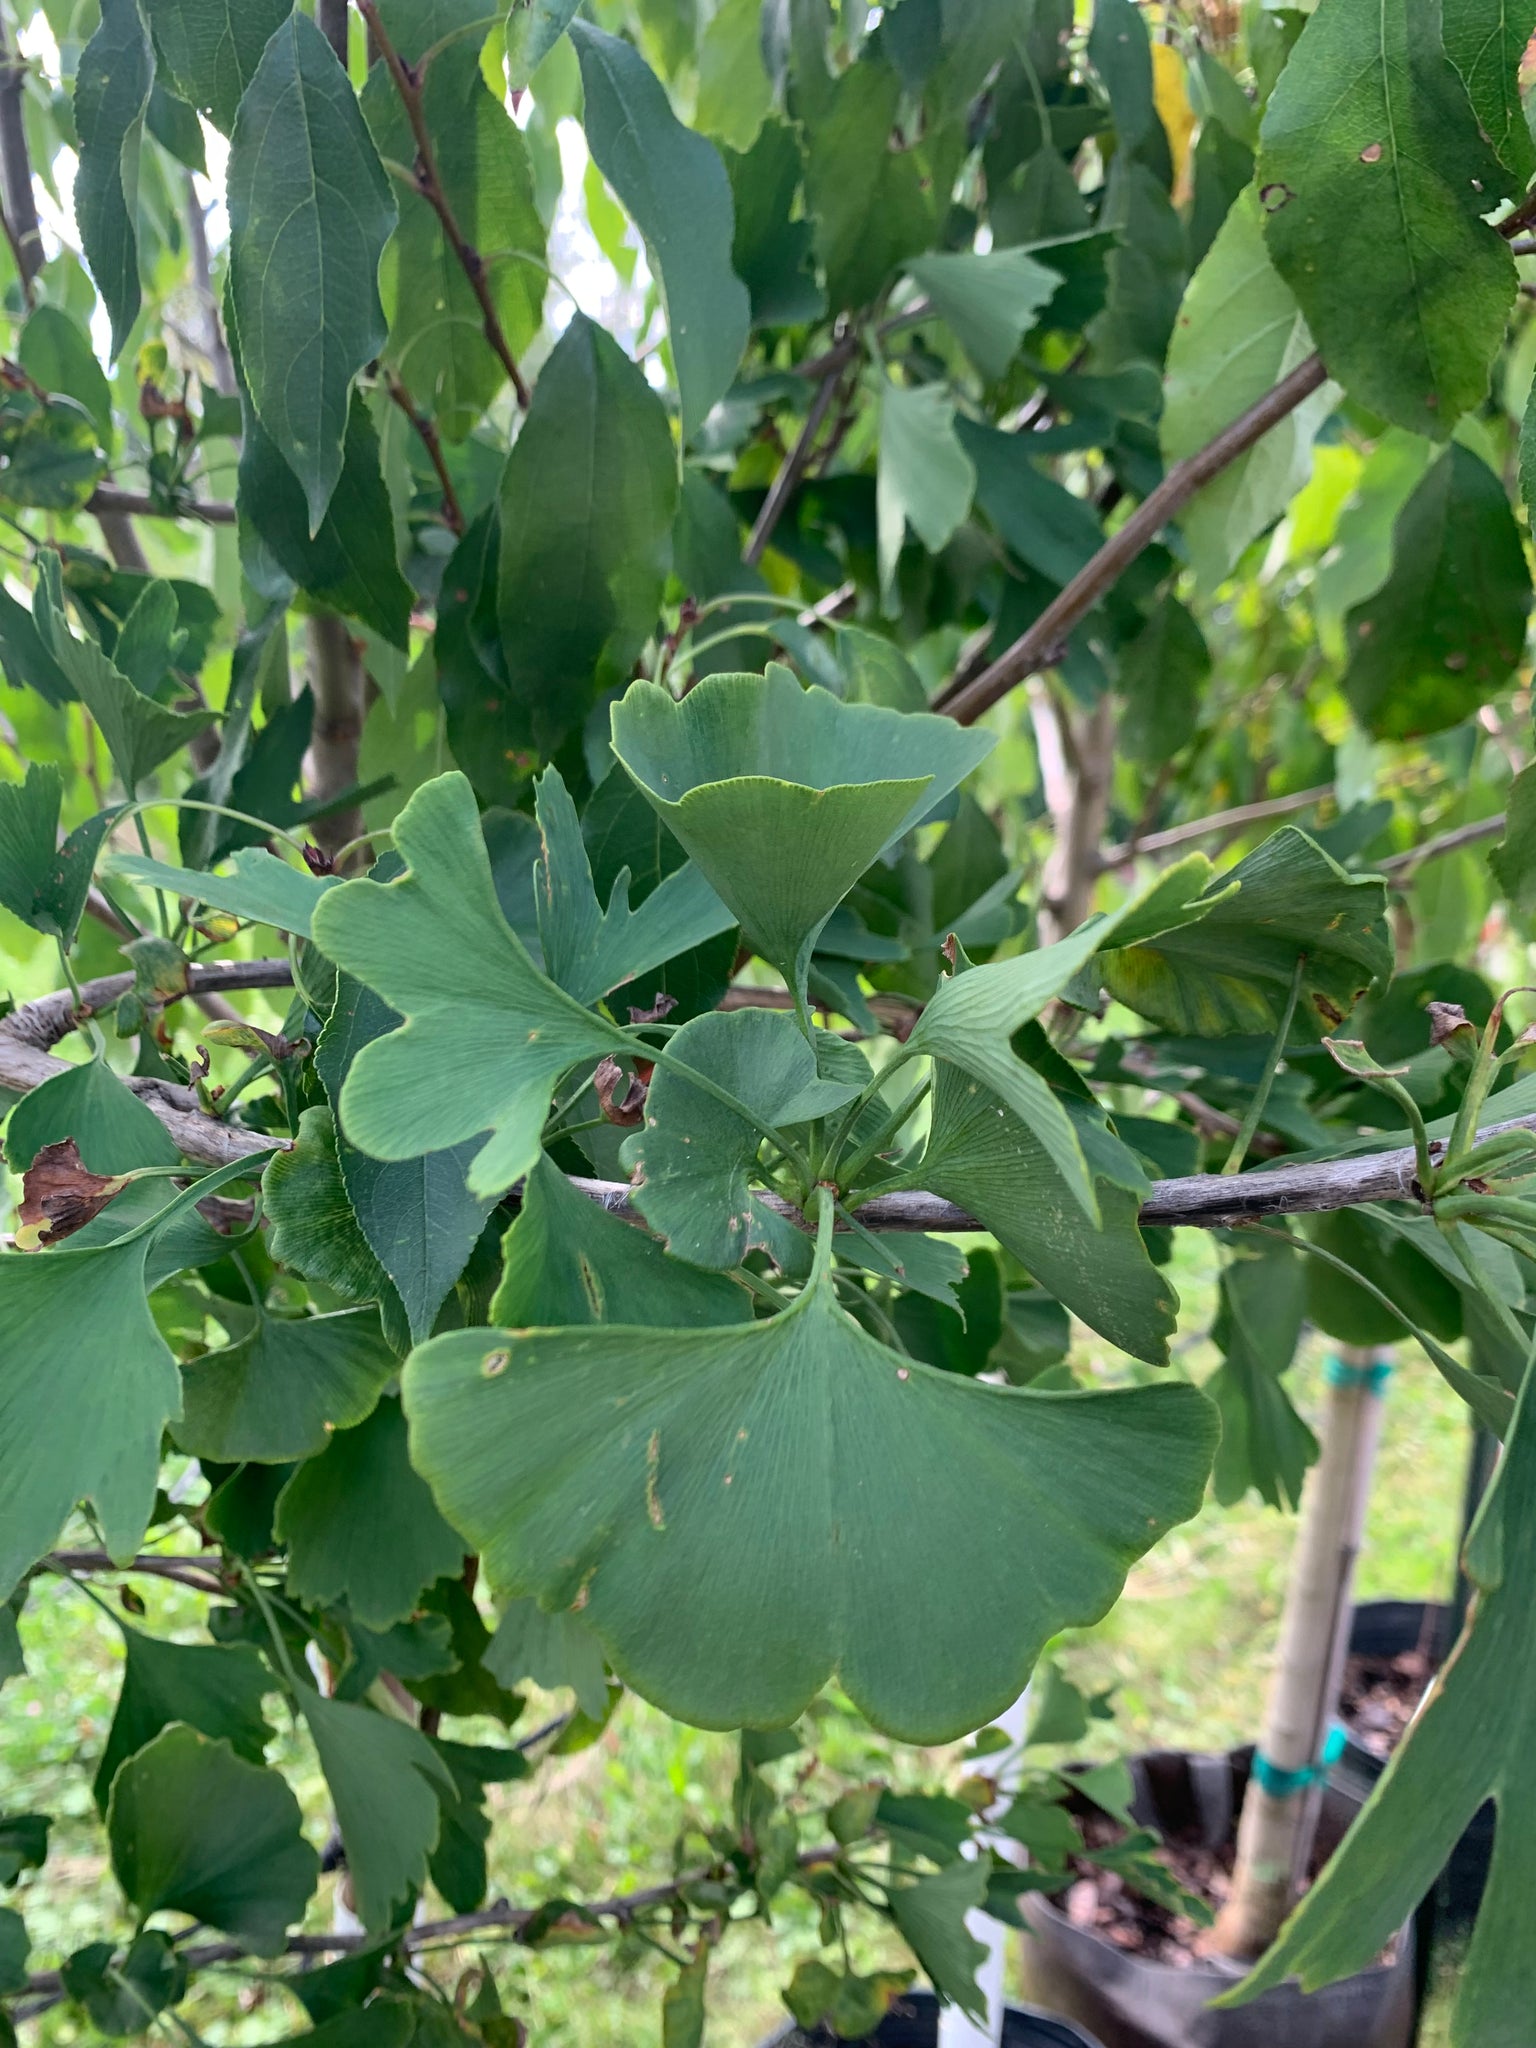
309, 772, 630, 1200
532, 767, 734, 1006
621, 1008, 863, 1270
93, 1630, 273, 1814
299, 1687, 453, 1931
903, 249, 1061, 382
107, 1726, 317, 1955
0, 1156, 262, 1593
74, 0, 153, 361
493, 1153, 752, 1327
402, 1208, 1216, 1742
176, 1306, 398, 1464
609, 667, 993, 995
1098, 827, 1392, 1037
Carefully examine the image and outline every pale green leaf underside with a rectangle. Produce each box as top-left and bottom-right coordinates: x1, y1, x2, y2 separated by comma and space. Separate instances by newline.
106, 848, 336, 937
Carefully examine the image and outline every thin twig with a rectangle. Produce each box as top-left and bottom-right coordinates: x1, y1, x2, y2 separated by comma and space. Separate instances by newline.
384, 371, 465, 534
934, 354, 1330, 725
86, 486, 236, 527
1097, 784, 1337, 870
1380, 813, 1505, 877
744, 363, 845, 566
356, 0, 531, 408
48, 1551, 229, 1595
0, 19, 41, 291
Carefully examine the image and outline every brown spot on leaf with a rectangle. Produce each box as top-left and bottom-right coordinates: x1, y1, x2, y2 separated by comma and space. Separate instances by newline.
16, 1139, 128, 1249
594, 1055, 647, 1126
1259, 182, 1294, 211
1359, 142, 1383, 162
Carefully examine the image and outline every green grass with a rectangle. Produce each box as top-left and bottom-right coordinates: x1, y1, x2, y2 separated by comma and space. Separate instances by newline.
2, 1230, 1478, 2043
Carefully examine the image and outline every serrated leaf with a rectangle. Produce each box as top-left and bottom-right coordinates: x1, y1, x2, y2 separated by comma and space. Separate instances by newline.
105, 846, 334, 937
1257, 0, 1515, 435
311, 776, 627, 1198
108, 1726, 317, 1954
0, 1157, 260, 1591
494, 314, 678, 753
1161, 186, 1338, 590
532, 767, 734, 1006
1225, 1359, 1536, 2039
316, 976, 496, 1343
0, 766, 113, 949
620, 1008, 860, 1270
402, 1223, 1216, 1742
34, 569, 215, 795
572, 22, 749, 441
1442, 0, 1536, 183
276, 1398, 466, 1629
889, 1858, 989, 2021
908, 1065, 1178, 1365
610, 666, 992, 993
904, 249, 1060, 382
142, 0, 294, 133
74, 0, 153, 360
1100, 827, 1392, 1037
1343, 443, 1531, 740
876, 379, 977, 604
494, 1152, 751, 1326
226, 10, 397, 531
93, 1630, 272, 1814
300, 1687, 453, 1931
178, 1306, 397, 1464
485, 1596, 609, 1719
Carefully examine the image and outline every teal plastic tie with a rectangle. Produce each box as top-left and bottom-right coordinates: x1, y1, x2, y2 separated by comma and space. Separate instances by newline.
1323, 1354, 1394, 1394
1251, 1723, 1347, 1800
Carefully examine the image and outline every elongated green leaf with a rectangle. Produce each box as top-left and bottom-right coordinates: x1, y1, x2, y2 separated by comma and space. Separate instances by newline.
610, 666, 992, 992
1257, 0, 1514, 435
363, 11, 545, 437
1343, 443, 1531, 740
93, 1632, 272, 1813
105, 847, 333, 936
108, 1726, 317, 1954
622, 1009, 860, 1269
178, 1307, 397, 1464
310, 773, 629, 1200
904, 856, 1216, 1217
237, 384, 412, 649
142, 0, 294, 132
495, 314, 678, 752
805, 59, 935, 312
316, 975, 496, 1343
1087, 0, 1169, 179
0, 766, 112, 949
505, 0, 581, 86
34, 572, 215, 795
1207, 1238, 1316, 1510
494, 1153, 752, 1326
0, 1159, 259, 1590
300, 1687, 453, 1931
18, 307, 114, 451
227, 10, 397, 531
1442, 0, 1536, 182
427, 1738, 528, 1914
572, 22, 749, 441
276, 1398, 466, 1630
958, 420, 1105, 588
1226, 1359, 1536, 2039
1162, 187, 1338, 590
1117, 596, 1209, 764
265, 1106, 408, 1349
74, 0, 153, 361
1100, 828, 1392, 1037
1490, 762, 1536, 911
697, 0, 772, 151
403, 1232, 1217, 1742
533, 767, 733, 1007
904, 249, 1060, 382
876, 380, 977, 605
889, 1860, 989, 2021
910, 1065, 1178, 1365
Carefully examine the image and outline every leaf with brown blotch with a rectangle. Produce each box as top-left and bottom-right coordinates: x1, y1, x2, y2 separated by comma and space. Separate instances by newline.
16, 1139, 128, 1249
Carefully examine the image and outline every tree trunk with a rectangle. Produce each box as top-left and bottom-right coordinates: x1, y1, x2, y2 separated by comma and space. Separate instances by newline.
0, 18, 42, 288
305, 614, 366, 864
1031, 685, 1115, 944
1212, 1346, 1390, 1959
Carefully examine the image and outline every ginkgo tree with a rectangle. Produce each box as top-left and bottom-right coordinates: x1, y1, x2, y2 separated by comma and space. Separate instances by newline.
2, 0, 1536, 2042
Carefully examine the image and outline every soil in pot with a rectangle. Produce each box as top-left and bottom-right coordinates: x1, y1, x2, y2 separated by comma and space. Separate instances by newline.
1020, 1748, 1417, 2048
761, 1986, 1105, 2048
1334, 1600, 1493, 1930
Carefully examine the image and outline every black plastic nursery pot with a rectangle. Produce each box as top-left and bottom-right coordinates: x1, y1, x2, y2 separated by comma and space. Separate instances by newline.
1335, 1599, 1493, 1930
763, 1987, 1106, 2047
1018, 1748, 1417, 2048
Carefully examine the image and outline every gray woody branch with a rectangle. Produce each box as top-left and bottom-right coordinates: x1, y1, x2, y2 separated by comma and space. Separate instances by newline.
3, 964, 1527, 1232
